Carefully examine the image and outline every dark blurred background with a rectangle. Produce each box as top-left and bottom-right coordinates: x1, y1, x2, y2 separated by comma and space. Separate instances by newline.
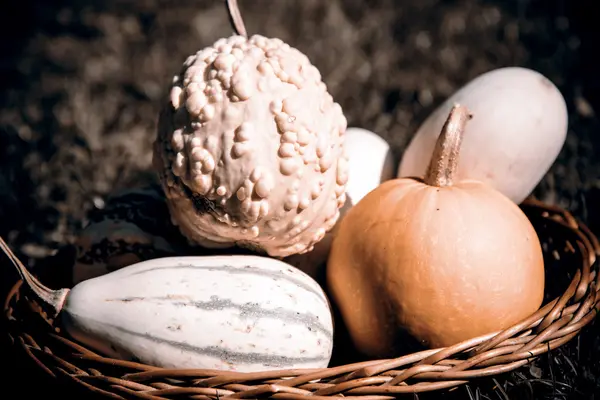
0, 0, 598, 398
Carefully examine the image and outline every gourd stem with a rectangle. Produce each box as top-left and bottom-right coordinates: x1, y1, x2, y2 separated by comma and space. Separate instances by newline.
226, 0, 248, 38
0, 236, 68, 318
424, 103, 473, 187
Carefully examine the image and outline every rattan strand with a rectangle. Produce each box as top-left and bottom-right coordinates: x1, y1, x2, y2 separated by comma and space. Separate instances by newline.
3, 198, 600, 399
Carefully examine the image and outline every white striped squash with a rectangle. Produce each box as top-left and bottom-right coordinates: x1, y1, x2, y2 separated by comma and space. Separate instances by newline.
63, 255, 334, 372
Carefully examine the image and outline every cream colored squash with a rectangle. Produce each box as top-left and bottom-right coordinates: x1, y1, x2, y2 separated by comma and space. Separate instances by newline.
398, 67, 568, 204
1, 237, 335, 373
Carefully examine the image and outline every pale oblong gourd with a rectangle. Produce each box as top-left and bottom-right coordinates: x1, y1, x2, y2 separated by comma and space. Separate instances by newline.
398, 67, 568, 204
1, 241, 335, 373
285, 127, 395, 281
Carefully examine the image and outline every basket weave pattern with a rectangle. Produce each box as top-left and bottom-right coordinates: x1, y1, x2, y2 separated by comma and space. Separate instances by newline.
3, 198, 600, 399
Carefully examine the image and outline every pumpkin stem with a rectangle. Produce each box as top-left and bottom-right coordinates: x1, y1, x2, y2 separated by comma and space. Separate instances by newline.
0, 236, 68, 318
424, 104, 473, 187
226, 0, 248, 38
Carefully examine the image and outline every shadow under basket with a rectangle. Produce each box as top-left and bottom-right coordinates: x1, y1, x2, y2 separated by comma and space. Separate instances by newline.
3, 197, 600, 399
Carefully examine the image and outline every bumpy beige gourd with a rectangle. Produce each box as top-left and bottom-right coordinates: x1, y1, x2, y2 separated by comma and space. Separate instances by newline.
153, 34, 348, 258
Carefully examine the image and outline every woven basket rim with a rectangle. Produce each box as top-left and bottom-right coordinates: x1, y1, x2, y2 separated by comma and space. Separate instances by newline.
3, 197, 600, 399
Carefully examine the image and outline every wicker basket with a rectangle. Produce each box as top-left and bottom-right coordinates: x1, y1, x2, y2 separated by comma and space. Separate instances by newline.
3, 197, 599, 399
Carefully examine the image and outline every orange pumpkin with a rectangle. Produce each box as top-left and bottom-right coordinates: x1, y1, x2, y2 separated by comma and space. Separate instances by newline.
326, 104, 545, 357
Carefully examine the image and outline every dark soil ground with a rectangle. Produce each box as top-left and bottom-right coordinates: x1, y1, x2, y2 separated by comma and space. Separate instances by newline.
1, 0, 599, 398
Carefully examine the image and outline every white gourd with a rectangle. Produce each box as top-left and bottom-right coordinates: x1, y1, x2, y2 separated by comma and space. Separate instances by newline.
398, 67, 568, 204
342, 127, 396, 205
1, 237, 334, 373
